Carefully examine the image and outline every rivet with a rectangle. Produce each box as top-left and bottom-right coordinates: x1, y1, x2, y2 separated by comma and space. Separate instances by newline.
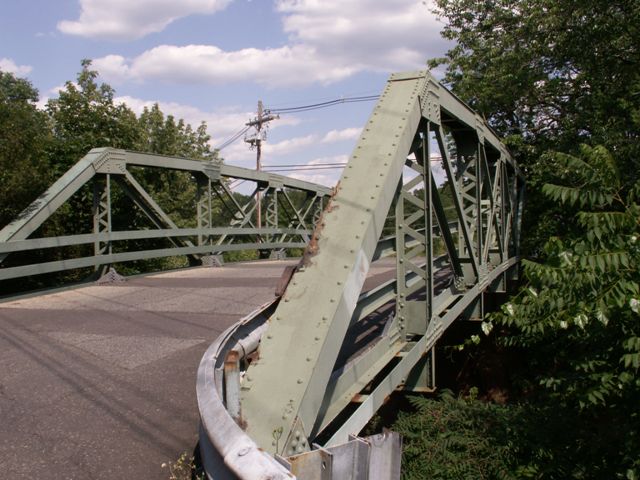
315, 336, 321, 341
238, 447, 250, 457
297, 379, 303, 384
295, 431, 301, 439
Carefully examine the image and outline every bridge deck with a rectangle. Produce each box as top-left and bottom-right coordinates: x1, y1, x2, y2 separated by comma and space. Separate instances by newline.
0, 259, 396, 479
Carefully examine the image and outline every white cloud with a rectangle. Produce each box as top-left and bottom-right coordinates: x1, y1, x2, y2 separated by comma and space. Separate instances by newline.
321, 127, 361, 143
58, 0, 233, 40
91, 0, 450, 87
287, 155, 348, 187
0, 58, 33, 76
92, 44, 358, 87
262, 126, 361, 156
276, 0, 446, 73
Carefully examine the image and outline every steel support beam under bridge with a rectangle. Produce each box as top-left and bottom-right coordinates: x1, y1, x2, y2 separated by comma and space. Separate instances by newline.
197, 70, 525, 479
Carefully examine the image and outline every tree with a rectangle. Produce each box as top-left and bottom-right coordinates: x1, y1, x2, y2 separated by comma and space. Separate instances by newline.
430, 0, 640, 255
46, 60, 141, 175
0, 71, 51, 227
484, 145, 640, 478
425, 1, 640, 477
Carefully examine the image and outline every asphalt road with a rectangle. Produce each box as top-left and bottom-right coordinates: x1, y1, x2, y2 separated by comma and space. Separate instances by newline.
0, 258, 396, 480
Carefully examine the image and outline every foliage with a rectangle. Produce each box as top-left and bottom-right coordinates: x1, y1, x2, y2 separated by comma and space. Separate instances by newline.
395, 390, 518, 479
480, 145, 640, 478
0, 71, 52, 227
421, 2, 640, 478
0, 61, 228, 292
430, 0, 640, 256
46, 59, 141, 176
396, 387, 640, 480
161, 451, 204, 480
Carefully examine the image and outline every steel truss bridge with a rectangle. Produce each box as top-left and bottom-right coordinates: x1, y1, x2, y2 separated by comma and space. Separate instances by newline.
0, 149, 331, 283
0, 70, 524, 479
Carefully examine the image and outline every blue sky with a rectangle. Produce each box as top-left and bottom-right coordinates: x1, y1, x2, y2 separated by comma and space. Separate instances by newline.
1, 0, 450, 187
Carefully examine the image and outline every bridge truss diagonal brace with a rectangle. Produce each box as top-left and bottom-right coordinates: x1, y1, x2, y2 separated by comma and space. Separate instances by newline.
0, 149, 109, 261
241, 72, 426, 456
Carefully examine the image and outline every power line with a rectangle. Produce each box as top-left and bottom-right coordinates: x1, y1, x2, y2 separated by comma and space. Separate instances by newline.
267, 95, 379, 114
263, 162, 347, 168
215, 125, 251, 150
214, 94, 380, 151
262, 166, 346, 172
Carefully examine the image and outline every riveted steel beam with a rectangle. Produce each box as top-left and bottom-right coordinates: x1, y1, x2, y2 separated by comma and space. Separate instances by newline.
241, 72, 426, 456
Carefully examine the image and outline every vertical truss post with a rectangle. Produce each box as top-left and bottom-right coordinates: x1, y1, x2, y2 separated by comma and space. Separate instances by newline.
436, 126, 479, 285
265, 188, 279, 244
197, 176, 213, 247
424, 125, 434, 322
475, 145, 483, 271
402, 123, 436, 392
394, 178, 408, 341
92, 174, 112, 273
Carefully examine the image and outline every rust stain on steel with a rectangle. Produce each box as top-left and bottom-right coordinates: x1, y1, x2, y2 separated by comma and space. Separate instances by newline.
300, 182, 340, 267
275, 265, 297, 297
224, 349, 240, 367
351, 393, 366, 403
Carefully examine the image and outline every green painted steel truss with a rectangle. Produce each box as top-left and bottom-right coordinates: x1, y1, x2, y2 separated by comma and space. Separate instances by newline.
0, 148, 331, 284
196, 70, 524, 479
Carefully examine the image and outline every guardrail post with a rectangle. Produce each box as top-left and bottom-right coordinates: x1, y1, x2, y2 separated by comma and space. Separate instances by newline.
224, 350, 242, 424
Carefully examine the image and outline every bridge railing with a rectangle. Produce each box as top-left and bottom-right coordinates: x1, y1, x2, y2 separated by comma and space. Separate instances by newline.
0, 148, 332, 284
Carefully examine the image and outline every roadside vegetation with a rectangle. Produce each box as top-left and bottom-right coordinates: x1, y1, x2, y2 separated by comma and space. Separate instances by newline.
395, 1, 640, 478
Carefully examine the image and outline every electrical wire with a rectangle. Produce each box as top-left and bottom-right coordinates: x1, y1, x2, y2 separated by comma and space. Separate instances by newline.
215, 125, 251, 151
262, 166, 346, 172
263, 162, 347, 168
267, 95, 379, 114
214, 94, 380, 151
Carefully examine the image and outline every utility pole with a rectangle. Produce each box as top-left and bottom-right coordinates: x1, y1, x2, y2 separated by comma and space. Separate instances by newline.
245, 101, 278, 230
